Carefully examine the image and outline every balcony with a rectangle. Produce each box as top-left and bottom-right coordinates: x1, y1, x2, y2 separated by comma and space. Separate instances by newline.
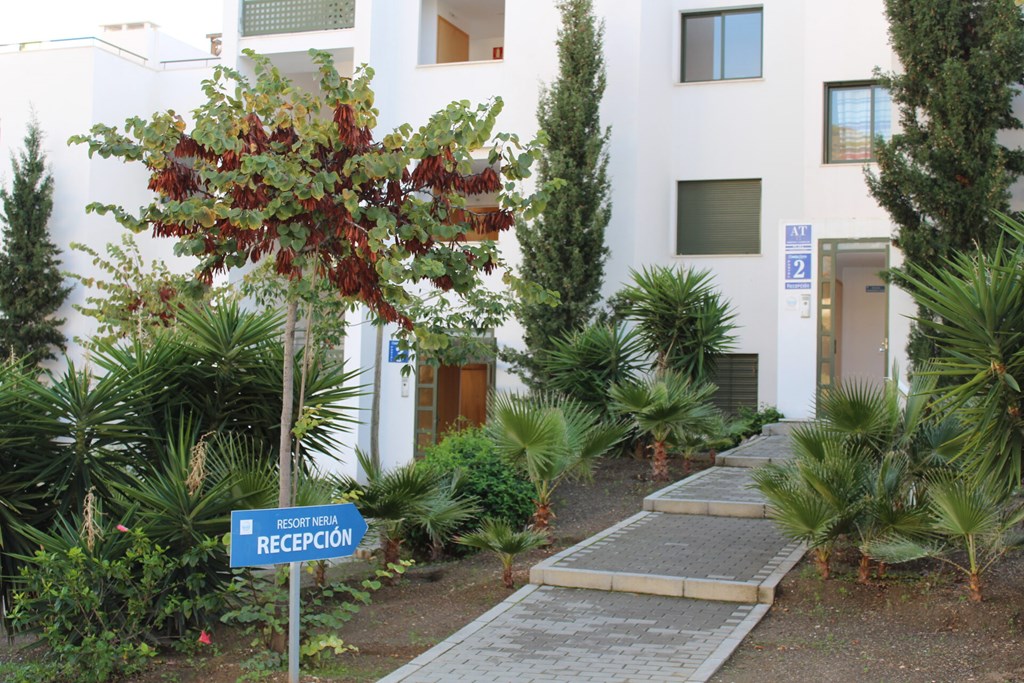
241, 0, 355, 37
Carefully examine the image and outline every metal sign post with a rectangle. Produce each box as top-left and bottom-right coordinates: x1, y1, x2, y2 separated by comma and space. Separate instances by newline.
229, 503, 368, 683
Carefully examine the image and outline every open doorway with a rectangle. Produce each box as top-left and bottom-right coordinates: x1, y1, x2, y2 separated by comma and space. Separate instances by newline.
420, 0, 505, 65
414, 358, 495, 457
817, 240, 889, 409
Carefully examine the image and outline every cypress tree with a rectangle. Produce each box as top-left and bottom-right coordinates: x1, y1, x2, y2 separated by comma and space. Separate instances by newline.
866, 0, 1024, 367
515, 0, 611, 386
0, 118, 69, 363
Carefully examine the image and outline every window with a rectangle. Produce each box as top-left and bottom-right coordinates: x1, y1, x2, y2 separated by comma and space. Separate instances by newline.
681, 8, 762, 82
677, 179, 761, 255
825, 83, 891, 163
419, 0, 505, 65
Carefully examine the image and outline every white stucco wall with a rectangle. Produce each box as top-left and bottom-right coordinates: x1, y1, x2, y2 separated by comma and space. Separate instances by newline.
0, 31, 215, 367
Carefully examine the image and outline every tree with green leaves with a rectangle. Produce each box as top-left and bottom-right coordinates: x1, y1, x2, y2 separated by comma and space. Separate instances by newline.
514, 0, 611, 386
73, 49, 551, 510
866, 0, 1024, 367
0, 118, 70, 363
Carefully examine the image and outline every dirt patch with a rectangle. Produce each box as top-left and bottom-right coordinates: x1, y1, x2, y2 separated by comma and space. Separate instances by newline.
711, 550, 1024, 683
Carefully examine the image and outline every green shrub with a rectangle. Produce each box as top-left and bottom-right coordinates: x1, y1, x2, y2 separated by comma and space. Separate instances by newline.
735, 404, 785, 439
409, 427, 534, 557
9, 522, 218, 683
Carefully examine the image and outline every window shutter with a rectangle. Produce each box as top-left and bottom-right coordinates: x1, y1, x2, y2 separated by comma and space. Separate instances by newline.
677, 180, 761, 255
711, 354, 759, 415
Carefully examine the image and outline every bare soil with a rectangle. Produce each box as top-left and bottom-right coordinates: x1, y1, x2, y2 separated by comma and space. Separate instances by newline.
9, 454, 1024, 683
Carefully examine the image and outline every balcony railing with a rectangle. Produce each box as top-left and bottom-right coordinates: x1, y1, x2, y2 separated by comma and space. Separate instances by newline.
241, 0, 355, 37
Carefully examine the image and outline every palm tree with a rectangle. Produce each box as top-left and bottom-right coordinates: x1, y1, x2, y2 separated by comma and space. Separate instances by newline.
868, 475, 1024, 601
456, 518, 548, 588
487, 393, 627, 531
334, 449, 477, 573
617, 265, 736, 381
609, 370, 718, 481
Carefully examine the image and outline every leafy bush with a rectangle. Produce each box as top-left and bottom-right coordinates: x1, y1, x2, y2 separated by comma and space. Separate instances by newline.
9, 522, 216, 683
222, 561, 407, 670
404, 428, 533, 559
420, 427, 534, 528
735, 404, 785, 439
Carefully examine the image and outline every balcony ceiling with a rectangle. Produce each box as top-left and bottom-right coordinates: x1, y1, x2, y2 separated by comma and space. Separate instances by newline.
443, 0, 504, 21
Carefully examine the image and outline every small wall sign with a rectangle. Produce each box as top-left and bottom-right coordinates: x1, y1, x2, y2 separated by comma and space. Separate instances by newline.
866, 285, 886, 293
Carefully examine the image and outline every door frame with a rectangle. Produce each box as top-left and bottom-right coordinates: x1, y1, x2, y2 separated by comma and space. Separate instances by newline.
816, 238, 890, 414
413, 338, 497, 458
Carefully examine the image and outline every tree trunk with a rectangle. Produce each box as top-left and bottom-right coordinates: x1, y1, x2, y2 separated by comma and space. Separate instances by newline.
382, 535, 402, 585
969, 572, 983, 602
875, 561, 887, 579
814, 547, 831, 580
652, 440, 669, 481
502, 560, 514, 589
531, 499, 554, 532
271, 299, 299, 655
370, 322, 384, 470
278, 299, 298, 509
857, 553, 871, 584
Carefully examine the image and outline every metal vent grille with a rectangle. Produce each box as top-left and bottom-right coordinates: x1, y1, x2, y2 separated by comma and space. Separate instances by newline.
241, 0, 356, 36
710, 353, 758, 415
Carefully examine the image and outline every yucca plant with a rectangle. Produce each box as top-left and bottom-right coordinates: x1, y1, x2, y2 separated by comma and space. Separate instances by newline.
488, 393, 628, 530
334, 449, 478, 572
609, 370, 718, 481
457, 518, 548, 588
903, 213, 1024, 491
617, 265, 736, 381
868, 475, 1024, 601
539, 322, 645, 416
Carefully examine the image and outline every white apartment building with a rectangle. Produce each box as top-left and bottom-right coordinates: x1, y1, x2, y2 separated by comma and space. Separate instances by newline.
219, 0, 925, 473
6, 1, 1020, 477
0, 22, 218, 361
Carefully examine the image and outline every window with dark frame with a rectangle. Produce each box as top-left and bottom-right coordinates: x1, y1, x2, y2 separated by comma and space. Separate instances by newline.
676, 179, 762, 256
681, 8, 763, 82
825, 83, 891, 163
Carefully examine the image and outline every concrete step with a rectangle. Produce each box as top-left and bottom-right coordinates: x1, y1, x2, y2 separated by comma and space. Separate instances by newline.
644, 467, 767, 518
530, 511, 804, 604
716, 435, 793, 469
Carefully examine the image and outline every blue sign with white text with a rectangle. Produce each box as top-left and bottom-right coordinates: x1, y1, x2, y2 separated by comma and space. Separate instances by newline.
388, 339, 409, 363
230, 503, 367, 568
785, 224, 812, 249
785, 254, 811, 280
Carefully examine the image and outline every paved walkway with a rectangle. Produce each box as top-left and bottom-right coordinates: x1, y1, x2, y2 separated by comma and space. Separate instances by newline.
379, 432, 801, 683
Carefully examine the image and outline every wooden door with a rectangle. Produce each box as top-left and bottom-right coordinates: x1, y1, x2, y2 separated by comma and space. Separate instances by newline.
437, 16, 469, 63
458, 364, 488, 427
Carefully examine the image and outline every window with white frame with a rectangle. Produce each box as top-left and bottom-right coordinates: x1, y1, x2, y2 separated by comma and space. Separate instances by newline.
681, 8, 763, 82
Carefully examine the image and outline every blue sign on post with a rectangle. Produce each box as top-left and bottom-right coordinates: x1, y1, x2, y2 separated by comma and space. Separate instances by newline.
230, 503, 368, 568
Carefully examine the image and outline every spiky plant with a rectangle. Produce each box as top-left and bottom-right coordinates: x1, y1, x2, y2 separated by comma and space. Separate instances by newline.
868, 475, 1024, 601
334, 449, 477, 573
539, 322, 645, 417
488, 393, 627, 531
609, 370, 718, 481
456, 518, 548, 588
617, 266, 736, 381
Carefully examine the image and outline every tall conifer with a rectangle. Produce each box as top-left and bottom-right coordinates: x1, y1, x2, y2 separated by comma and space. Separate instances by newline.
866, 0, 1024, 367
515, 0, 611, 386
0, 119, 69, 363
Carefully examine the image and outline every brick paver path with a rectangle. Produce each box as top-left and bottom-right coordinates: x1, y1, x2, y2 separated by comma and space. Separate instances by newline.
379, 433, 801, 683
